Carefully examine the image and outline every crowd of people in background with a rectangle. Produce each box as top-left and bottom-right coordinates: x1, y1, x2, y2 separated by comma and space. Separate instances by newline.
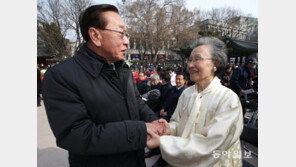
38, 59, 258, 110
37, 63, 57, 107
132, 58, 258, 99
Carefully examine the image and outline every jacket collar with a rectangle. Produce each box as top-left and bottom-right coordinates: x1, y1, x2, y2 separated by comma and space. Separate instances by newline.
176, 85, 185, 91
74, 43, 126, 78
194, 76, 221, 95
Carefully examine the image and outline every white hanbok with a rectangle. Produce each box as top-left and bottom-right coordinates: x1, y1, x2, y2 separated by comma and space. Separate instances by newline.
160, 77, 244, 167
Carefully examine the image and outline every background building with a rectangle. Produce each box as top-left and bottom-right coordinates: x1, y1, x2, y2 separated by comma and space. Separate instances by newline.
200, 16, 258, 42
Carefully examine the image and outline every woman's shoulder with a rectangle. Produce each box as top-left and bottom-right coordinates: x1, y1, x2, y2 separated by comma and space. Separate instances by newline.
216, 85, 240, 100
183, 85, 195, 94
216, 85, 241, 108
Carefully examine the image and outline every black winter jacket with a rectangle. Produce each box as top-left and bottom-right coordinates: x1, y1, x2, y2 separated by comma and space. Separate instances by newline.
229, 65, 257, 95
162, 86, 185, 119
42, 44, 158, 167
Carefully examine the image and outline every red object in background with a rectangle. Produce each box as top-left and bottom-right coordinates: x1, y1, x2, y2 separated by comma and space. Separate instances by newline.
136, 77, 146, 85
133, 72, 138, 83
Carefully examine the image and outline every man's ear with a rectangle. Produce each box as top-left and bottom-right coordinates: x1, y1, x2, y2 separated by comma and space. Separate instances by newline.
88, 27, 102, 47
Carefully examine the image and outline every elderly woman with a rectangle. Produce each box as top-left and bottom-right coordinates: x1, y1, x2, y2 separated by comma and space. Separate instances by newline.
147, 37, 244, 167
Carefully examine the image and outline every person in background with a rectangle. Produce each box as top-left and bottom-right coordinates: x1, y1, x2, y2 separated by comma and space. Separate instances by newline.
150, 63, 154, 72
151, 74, 162, 91
137, 73, 150, 95
221, 64, 233, 87
185, 79, 195, 89
167, 68, 176, 86
159, 73, 187, 122
136, 72, 146, 85
147, 37, 243, 167
151, 68, 157, 76
137, 74, 161, 95
229, 57, 258, 96
155, 72, 172, 115
234, 62, 240, 69
132, 68, 139, 83
145, 68, 151, 77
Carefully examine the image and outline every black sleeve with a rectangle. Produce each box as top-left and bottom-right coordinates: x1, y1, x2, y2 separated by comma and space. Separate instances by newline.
42, 69, 147, 156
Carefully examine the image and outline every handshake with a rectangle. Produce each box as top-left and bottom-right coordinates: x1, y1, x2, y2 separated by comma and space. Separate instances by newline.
145, 119, 170, 149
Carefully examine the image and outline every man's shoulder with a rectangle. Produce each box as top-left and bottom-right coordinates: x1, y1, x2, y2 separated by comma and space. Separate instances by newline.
51, 57, 75, 69
168, 85, 176, 91
44, 57, 77, 78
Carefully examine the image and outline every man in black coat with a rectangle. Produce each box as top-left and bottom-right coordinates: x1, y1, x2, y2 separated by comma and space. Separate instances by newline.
42, 4, 168, 167
154, 72, 172, 115
159, 73, 186, 122
229, 57, 258, 96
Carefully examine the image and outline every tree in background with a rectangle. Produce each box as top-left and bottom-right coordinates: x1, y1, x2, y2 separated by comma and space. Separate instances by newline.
37, 0, 93, 59
119, 0, 200, 65
38, 20, 71, 60
63, 0, 93, 51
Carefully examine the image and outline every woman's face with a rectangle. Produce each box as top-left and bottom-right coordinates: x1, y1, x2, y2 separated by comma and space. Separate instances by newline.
187, 45, 216, 83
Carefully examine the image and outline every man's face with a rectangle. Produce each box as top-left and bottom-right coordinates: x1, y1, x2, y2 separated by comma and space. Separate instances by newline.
99, 11, 129, 63
152, 78, 159, 84
176, 75, 185, 87
247, 61, 256, 69
139, 73, 145, 80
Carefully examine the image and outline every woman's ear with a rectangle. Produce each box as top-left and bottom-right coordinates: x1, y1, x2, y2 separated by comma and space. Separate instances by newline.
88, 27, 102, 47
213, 61, 221, 72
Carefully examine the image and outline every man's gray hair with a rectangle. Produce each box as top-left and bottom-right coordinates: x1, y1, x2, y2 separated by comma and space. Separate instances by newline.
191, 37, 228, 76
150, 74, 160, 80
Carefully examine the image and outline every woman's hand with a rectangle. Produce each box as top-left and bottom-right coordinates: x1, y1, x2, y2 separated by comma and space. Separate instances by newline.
158, 118, 170, 135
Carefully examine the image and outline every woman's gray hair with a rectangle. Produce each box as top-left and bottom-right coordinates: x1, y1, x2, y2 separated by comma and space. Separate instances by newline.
150, 74, 160, 80
191, 37, 228, 76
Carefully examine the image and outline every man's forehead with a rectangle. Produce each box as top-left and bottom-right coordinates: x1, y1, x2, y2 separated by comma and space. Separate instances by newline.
176, 75, 184, 78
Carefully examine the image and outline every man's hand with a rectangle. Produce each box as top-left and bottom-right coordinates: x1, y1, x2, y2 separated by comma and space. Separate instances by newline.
160, 109, 167, 116
147, 129, 160, 149
151, 119, 170, 136
146, 119, 170, 141
145, 123, 159, 141
151, 119, 165, 135
240, 89, 245, 96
